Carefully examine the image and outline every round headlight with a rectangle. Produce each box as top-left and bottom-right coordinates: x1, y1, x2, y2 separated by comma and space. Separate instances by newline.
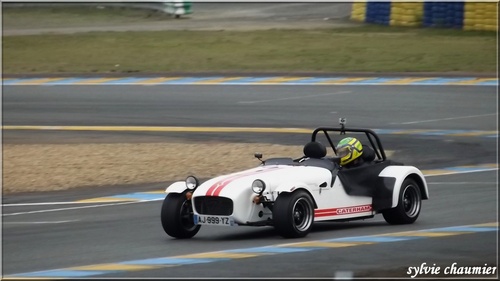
186, 176, 199, 190
252, 179, 266, 194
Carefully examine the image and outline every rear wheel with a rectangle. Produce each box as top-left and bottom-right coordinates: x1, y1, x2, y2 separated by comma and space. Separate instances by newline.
161, 192, 200, 239
273, 191, 315, 238
382, 178, 422, 224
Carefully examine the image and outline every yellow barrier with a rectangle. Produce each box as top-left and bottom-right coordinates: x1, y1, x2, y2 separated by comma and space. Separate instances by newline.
464, 2, 497, 31
390, 2, 423, 27
350, 1, 366, 22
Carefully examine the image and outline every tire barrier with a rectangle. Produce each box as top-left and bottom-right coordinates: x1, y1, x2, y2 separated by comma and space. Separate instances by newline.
391, 2, 424, 27
463, 2, 498, 31
351, 1, 497, 32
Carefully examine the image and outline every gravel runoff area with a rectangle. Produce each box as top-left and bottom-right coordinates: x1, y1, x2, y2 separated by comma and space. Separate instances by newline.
2, 142, 307, 194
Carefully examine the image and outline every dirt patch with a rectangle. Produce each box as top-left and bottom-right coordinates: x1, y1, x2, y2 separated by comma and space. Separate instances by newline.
2, 142, 304, 194
2, 3, 357, 36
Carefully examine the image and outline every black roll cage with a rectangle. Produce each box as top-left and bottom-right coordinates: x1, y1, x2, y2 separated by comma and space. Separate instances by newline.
311, 127, 387, 161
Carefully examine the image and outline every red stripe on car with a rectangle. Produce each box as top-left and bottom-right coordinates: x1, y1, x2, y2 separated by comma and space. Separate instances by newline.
315, 204, 372, 217
205, 172, 249, 196
206, 166, 283, 196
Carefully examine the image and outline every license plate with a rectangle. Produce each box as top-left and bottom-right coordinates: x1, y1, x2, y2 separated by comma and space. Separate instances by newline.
194, 215, 236, 226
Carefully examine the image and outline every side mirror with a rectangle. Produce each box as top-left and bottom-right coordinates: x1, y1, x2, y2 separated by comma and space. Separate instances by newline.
254, 153, 264, 164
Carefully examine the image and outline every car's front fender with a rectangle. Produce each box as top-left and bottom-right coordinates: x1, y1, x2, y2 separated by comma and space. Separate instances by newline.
269, 181, 317, 208
165, 181, 188, 194
379, 165, 429, 208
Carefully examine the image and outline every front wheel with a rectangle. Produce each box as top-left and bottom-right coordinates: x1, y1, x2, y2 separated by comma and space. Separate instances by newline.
273, 190, 315, 238
382, 178, 422, 224
161, 192, 200, 239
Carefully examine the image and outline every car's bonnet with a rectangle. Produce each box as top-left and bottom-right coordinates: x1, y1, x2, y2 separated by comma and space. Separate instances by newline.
193, 165, 332, 197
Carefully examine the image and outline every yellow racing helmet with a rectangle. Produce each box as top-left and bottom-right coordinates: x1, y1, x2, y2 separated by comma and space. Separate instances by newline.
336, 137, 363, 166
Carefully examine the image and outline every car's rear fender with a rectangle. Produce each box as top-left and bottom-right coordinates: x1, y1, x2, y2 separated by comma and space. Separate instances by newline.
379, 166, 429, 208
270, 182, 318, 209
164, 181, 188, 194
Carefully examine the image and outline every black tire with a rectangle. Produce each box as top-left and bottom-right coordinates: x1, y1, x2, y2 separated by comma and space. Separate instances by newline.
273, 190, 315, 238
382, 178, 422, 224
161, 192, 200, 239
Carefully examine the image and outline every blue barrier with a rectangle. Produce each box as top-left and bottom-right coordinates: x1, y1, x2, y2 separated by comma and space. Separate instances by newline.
366, 2, 391, 25
423, 2, 464, 28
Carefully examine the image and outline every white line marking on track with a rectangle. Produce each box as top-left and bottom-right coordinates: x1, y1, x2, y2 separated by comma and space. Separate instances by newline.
238, 91, 351, 104
1, 198, 164, 207
391, 113, 496, 125
3, 220, 79, 224
427, 182, 497, 185
2, 201, 111, 207
424, 168, 498, 177
1, 199, 158, 217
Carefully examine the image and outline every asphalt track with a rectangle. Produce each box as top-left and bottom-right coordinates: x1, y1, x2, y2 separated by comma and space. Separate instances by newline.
1, 82, 498, 279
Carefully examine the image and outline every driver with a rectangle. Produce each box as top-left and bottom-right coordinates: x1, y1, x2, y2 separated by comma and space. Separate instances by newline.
336, 137, 364, 168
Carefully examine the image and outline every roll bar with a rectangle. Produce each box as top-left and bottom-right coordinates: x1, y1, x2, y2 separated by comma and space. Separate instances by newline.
311, 127, 387, 161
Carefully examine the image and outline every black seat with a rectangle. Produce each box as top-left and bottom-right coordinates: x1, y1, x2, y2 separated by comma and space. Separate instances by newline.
301, 141, 337, 171
303, 141, 327, 159
361, 145, 376, 162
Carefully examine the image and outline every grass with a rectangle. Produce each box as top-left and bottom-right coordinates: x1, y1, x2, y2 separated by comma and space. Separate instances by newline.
2, 7, 497, 74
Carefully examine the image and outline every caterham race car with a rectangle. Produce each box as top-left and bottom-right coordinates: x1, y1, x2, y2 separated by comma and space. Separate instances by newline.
161, 120, 429, 239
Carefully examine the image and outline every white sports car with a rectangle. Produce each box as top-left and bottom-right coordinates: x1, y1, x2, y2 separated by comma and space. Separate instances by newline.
161, 123, 429, 239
